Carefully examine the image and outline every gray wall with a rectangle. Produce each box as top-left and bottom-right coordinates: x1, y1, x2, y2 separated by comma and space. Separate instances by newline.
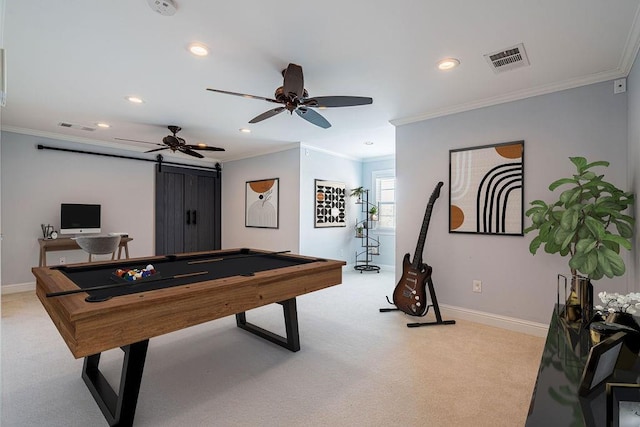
299, 147, 361, 262
1, 132, 157, 285
395, 80, 631, 324
221, 148, 301, 253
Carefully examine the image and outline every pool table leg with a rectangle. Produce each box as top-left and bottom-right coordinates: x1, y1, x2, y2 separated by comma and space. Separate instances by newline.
235, 297, 300, 352
82, 340, 149, 427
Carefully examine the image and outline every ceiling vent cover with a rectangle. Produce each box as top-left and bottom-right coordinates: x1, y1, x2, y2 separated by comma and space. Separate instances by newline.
58, 122, 96, 132
484, 43, 530, 73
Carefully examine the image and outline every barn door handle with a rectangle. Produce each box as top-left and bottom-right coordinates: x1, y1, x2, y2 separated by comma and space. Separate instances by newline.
192, 210, 197, 225
186, 210, 191, 225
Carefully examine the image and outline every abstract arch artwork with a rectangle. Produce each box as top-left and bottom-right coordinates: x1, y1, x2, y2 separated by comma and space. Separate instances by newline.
449, 141, 524, 235
246, 178, 279, 228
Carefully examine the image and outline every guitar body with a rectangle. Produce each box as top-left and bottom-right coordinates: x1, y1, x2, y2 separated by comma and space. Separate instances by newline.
392, 253, 432, 316
390, 182, 443, 317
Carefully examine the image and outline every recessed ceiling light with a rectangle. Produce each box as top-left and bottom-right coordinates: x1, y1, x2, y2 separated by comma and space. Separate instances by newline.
96, 122, 110, 128
126, 96, 144, 104
239, 128, 251, 133
188, 42, 209, 57
437, 58, 460, 70
364, 141, 374, 145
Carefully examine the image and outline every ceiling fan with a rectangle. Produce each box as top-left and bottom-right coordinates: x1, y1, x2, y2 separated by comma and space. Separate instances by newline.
206, 63, 373, 129
115, 125, 225, 158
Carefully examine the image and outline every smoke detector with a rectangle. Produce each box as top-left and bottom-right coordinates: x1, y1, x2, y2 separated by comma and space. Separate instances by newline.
484, 43, 530, 73
147, 0, 176, 16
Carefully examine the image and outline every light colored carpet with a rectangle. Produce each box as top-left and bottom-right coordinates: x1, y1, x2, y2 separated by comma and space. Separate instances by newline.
1, 268, 545, 426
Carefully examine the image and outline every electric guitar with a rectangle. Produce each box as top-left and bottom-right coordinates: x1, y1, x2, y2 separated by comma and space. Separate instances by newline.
392, 181, 443, 316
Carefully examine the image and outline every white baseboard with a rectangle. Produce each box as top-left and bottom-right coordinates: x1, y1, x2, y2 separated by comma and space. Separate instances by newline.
2, 282, 36, 295
1, 278, 550, 338
439, 304, 549, 337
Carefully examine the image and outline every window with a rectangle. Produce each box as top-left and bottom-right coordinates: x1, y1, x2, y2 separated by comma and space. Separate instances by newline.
373, 170, 395, 231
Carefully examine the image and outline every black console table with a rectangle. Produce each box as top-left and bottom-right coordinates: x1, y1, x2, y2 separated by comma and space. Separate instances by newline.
526, 305, 639, 426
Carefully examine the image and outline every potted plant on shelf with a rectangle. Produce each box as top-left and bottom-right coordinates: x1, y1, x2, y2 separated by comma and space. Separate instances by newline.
350, 187, 365, 203
369, 206, 378, 221
355, 224, 364, 238
524, 157, 634, 322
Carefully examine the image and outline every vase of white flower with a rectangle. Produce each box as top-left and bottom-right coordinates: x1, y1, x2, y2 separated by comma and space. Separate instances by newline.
595, 291, 640, 331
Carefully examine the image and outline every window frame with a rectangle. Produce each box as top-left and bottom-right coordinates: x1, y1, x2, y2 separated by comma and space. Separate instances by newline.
372, 169, 396, 234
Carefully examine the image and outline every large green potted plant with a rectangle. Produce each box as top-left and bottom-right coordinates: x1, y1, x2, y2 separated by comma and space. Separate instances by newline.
524, 157, 634, 320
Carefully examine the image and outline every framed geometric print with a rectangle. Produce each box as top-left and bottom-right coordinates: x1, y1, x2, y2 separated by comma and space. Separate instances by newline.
245, 178, 279, 228
449, 141, 524, 235
314, 180, 346, 228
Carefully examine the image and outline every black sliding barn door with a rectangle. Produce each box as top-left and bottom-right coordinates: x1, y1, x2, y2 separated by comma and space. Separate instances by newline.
155, 165, 221, 255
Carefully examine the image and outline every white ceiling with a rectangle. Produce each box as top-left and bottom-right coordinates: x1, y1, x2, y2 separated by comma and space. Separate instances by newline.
2, 0, 640, 163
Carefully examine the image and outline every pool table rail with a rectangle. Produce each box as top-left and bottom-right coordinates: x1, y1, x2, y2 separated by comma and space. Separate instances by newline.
33, 250, 345, 358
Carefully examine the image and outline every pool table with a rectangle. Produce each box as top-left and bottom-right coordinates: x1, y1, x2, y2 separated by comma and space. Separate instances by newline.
32, 248, 345, 427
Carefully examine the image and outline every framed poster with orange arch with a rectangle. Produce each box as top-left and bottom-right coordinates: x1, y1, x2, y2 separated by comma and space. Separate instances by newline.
449, 141, 524, 235
246, 178, 279, 228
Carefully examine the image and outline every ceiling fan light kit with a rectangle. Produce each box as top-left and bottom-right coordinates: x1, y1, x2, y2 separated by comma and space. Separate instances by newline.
206, 63, 373, 129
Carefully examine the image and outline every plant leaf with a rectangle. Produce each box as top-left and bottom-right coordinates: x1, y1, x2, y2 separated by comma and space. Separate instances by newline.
602, 233, 632, 251
570, 157, 587, 173
549, 178, 578, 191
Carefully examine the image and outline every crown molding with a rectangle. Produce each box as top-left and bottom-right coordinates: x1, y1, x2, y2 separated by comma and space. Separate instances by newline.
390, 68, 628, 127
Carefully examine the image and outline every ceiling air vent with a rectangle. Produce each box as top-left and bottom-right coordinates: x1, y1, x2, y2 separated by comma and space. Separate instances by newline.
484, 43, 530, 73
57, 122, 96, 132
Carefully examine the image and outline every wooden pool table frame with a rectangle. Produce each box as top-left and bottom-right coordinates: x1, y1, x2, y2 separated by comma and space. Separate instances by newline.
32, 249, 345, 427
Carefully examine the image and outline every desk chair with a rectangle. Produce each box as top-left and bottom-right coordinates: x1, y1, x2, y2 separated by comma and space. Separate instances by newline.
74, 235, 122, 263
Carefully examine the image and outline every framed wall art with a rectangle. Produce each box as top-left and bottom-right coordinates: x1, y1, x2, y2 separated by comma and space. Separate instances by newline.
449, 140, 524, 235
607, 382, 640, 427
578, 331, 626, 396
245, 178, 279, 228
314, 180, 346, 228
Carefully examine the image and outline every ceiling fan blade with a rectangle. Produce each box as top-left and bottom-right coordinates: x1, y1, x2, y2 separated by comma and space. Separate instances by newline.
145, 147, 169, 153
178, 147, 205, 158
302, 96, 373, 108
283, 63, 304, 100
114, 137, 164, 147
206, 88, 281, 104
249, 106, 286, 124
185, 144, 226, 152
295, 107, 331, 129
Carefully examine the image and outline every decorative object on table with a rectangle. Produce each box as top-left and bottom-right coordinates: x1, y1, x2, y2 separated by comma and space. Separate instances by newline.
449, 140, 524, 235
595, 291, 640, 328
606, 383, 640, 427
245, 178, 279, 228
557, 273, 594, 324
381, 181, 455, 328
314, 179, 346, 228
590, 291, 640, 352
526, 157, 635, 324
41, 224, 54, 239
578, 331, 627, 396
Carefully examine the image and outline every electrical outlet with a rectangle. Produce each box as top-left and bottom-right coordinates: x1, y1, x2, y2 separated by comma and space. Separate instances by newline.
59, 256, 66, 265
472, 280, 482, 293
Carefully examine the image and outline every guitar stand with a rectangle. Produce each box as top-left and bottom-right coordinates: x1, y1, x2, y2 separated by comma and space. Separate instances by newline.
380, 276, 456, 328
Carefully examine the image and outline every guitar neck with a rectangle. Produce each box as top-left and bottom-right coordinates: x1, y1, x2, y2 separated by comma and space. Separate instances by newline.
411, 182, 443, 270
